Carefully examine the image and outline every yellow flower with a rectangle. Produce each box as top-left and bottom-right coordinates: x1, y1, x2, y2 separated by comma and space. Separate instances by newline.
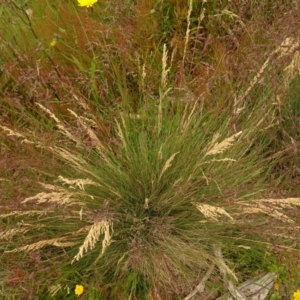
77, 0, 97, 7
293, 290, 300, 300
75, 284, 84, 296
50, 39, 57, 47
273, 282, 279, 291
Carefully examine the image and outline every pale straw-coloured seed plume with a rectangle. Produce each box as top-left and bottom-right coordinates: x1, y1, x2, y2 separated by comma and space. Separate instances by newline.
50, 146, 88, 171
179, 104, 189, 130
282, 38, 300, 88
158, 152, 180, 181
0, 228, 29, 240
161, 44, 170, 91
237, 53, 268, 104
158, 82, 164, 136
36, 103, 81, 146
0, 125, 25, 139
67, 109, 110, 162
117, 252, 127, 266
49, 284, 62, 297
52, 241, 78, 247
158, 44, 172, 135
81, 116, 98, 128
5, 237, 77, 253
182, 0, 206, 67
233, 94, 246, 118
144, 198, 149, 209
71, 225, 91, 236
172, 177, 183, 187
284, 49, 300, 81
72, 220, 113, 263
115, 116, 127, 151
194, 203, 233, 221
258, 197, 300, 208
0, 125, 51, 149
276, 37, 299, 58
49, 148, 107, 186
0, 210, 51, 219
136, 52, 146, 90
49, 284, 71, 297
57, 175, 99, 191
205, 131, 242, 156
157, 145, 163, 161
22, 191, 81, 206
38, 182, 59, 191
182, 0, 193, 65
240, 205, 293, 223
203, 158, 237, 164
142, 63, 146, 82
72, 93, 90, 110
25, 8, 33, 20
206, 133, 220, 150
237, 245, 251, 250
0, 126, 35, 145
240, 198, 300, 223
236, 37, 299, 107
180, 102, 197, 130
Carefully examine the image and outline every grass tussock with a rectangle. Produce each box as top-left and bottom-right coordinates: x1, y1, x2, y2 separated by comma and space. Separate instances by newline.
0, 0, 300, 299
